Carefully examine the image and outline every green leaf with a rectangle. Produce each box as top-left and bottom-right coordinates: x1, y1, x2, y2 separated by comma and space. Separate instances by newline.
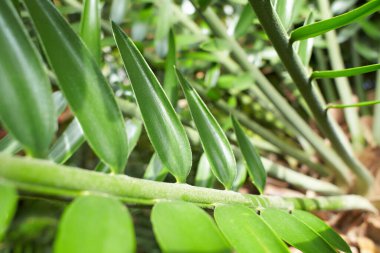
326, 100, 380, 110
200, 38, 231, 52
110, 0, 129, 24
112, 23, 192, 182
54, 195, 135, 253
312, 63, 380, 79
261, 208, 336, 253
80, 0, 101, 64
292, 210, 351, 253
163, 30, 178, 105
234, 4, 256, 38
214, 205, 290, 253
296, 12, 315, 67
275, 0, 296, 30
231, 162, 247, 191
195, 153, 216, 188
24, 0, 129, 173
151, 201, 231, 253
0, 183, 18, 241
232, 116, 266, 194
143, 153, 169, 181
290, 0, 380, 42
176, 70, 237, 190
0, 0, 55, 158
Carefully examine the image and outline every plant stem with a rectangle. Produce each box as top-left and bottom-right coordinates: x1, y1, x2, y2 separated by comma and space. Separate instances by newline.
0, 154, 375, 212
197, 6, 353, 186
248, 0, 373, 194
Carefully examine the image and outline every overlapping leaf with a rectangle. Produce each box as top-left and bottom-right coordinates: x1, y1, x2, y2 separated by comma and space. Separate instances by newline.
112, 23, 192, 182
24, 0, 129, 173
0, 0, 55, 158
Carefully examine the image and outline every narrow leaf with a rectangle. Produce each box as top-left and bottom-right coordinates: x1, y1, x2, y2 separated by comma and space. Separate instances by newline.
296, 12, 315, 66
326, 100, 380, 110
163, 30, 178, 105
80, 0, 101, 64
261, 208, 336, 253
24, 0, 129, 173
176, 70, 237, 189
234, 4, 256, 38
290, 0, 380, 42
275, 0, 296, 30
312, 63, 380, 79
143, 153, 168, 181
54, 195, 135, 253
232, 116, 266, 194
151, 201, 230, 253
195, 153, 216, 188
112, 23, 192, 183
0, 0, 55, 158
0, 184, 18, 241
292, 210, 351, 253
215, 205, 290, 253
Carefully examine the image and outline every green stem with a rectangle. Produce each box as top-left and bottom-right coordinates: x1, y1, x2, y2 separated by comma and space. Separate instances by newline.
248, 0, 373, 194
198, 6, 353, 186
0, 154, 375, 212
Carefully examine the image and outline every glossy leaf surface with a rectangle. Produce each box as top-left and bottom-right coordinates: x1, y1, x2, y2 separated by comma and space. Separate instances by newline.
215, 205, 290, 253
151, 201, 230, 253
112, 23, 192, 182
261, 208, 336, 253
0, 0, 55, 158
291, 0, 380, 41
0, 184, 18, 241
176, 70, 237, 189
292, 210, 351, 253
232, 117, 266, 194
54, 195, 135, 253
24, 0, 129, 173
80, 0, 101, 63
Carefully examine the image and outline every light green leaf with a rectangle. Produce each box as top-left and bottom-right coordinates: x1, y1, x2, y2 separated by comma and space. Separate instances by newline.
0, 0, 55, 158
261, 208, 336, 253
195, 153, 216, 188
112, 23, 192, 183
143, 153, 168, 181
290, 0, 380, 42
80, 0, 101, 64
151, 201, 231, 253
0, 183, 18, 241
214, 205, 290, 253
232, 116, 266, 194
234, 4, 256, 38
176, 70, 237, 190
296, 12, 315, 67
292, 210, 351, 253
312, 63, 380, 79
110, 0, 129, 24
200, 38, 231, 52
54, 195, 135, 253
275, 0, 296, 30
231, 162, 247, 191
163, 30, 178, 105
24, 0, 129, 173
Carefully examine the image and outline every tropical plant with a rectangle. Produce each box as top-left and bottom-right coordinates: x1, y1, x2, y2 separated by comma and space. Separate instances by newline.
0, 0, 379, 252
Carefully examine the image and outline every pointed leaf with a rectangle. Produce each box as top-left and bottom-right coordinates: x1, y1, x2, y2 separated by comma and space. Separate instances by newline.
176, 70, 237, 189
151, 201, 230, 253
0, 184, 18, 241
312, 63, 380, 79
215, 205, 290, 253
54, 195, 135, 253
112, 23, 192, 183
232, 116, 266, 194
80, 0, 101, 64
261, 208, 336, 253
290, 0, 380, 42
292, 210, 351, 253
0, 0, 55, 158
163, 30, 178, 105
24, 0, 129, 173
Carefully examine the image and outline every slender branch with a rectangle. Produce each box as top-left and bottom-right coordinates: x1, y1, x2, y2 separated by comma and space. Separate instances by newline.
248, 0, 373, 194
0, 155, 375, 212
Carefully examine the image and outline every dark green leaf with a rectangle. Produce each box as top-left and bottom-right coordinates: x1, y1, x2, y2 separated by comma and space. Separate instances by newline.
151, 201, 230, 253
215, 205, 290, 253
0, 0, 55, 158
112, 23, 192, 182
261, 208, 336, 253
163, 30, 178, 105
80, 0, 101, 64
0, 183, 18, 241
232, 116, 266, 194
292, 210, 351, 253
24, 0, 129, 173
54, 195, 135, 253
176, 70, 237, 189
290, 0, 380, 42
